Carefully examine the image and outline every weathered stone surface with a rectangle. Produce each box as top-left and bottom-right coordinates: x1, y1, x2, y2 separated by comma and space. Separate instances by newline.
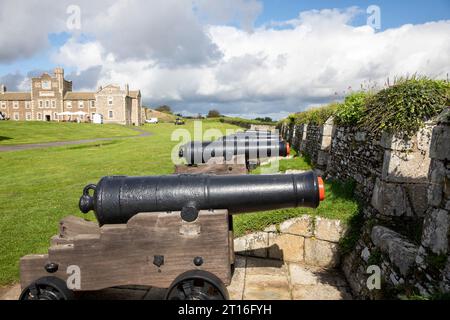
304, 238, 340, 268
421, 208, 449, 254
314, 217, 348, 243
227, 255, 247, 300
234, 232, 268, 258
355, 132, 367, 142
371, 226, 419, 276
279, 215, 313, 237
317, 150, 329, 166
380, 132, 415, 151
244, 257, 291, 300
417, 125, 433, 152
371, 178, 413, 217
0, 284, 20, 300
268, 233, 304, 262
361, 247, 370, 263
382, 149, 431, 184
404, 184, 429, 217
285, 169, 307, 174
292, 284, 352, 300
288, 264, 320, 285
430, 125, 450, 160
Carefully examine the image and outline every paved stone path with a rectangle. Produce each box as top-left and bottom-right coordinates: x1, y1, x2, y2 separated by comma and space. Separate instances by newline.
0, 127, 152, 152
0, 256, 352, 300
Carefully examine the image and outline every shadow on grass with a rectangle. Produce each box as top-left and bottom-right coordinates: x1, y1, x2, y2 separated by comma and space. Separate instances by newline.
0, 136, 12, 142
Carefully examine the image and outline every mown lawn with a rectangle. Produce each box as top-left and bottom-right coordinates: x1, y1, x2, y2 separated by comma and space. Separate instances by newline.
0, 120, 239, 285
0, 121, 360, 285
0, 121, 140, 145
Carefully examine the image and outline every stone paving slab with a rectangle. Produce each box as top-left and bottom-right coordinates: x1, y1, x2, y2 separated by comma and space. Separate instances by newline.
0, 256, 351, 300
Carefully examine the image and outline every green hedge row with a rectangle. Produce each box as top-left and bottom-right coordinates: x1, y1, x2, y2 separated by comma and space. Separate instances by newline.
284, 77, 449, 135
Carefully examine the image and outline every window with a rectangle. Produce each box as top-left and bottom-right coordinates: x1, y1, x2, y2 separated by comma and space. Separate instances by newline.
13, 113, 19, 120
26, 113, 31, 121
37, 113, 42, 120
79, 101, 84, 108
80, 114, 84, 120
108, 97, 113, 105
39, 101, 43, 108
108, 110, 113, 119
90, 101, 95, 108
54, 112, 58, 120
13, 101, 19, 109
25, 101, 30, 109
51, 100, 56, 109
42, 80, 51, 90
66, 101, 72, 109
1, 102, 5, 109
45, 100, 49, 108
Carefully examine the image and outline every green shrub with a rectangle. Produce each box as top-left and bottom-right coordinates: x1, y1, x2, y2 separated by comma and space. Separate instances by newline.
360, 76, 449, 135
288, 103, 339, 126
334, 91, 371, 126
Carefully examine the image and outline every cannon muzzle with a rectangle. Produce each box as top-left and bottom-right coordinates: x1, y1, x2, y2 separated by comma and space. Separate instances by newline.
80, 171, 325, 225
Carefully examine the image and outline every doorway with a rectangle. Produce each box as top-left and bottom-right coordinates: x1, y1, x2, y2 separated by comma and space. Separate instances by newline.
45, 115, 51, 121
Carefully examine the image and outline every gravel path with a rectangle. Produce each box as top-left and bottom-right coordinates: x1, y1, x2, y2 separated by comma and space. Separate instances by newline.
0, 127, 152, 152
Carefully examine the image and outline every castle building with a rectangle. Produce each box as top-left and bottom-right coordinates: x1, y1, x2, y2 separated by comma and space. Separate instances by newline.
0, 68, 143, 126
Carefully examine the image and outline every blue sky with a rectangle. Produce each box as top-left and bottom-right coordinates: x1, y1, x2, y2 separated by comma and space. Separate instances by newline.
256, 0, 450, 29
0, 0, 449, 118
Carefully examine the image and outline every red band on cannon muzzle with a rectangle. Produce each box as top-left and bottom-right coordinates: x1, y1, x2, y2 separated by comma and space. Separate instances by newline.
317, 176, 325, 201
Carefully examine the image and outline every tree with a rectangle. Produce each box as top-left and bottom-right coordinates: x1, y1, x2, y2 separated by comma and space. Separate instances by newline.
254, 117, 273, 123
207, 109, 221, 118
155, 105, 172, 114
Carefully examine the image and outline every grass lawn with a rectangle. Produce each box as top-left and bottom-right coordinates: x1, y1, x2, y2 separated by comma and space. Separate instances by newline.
0, 121, 360, 286
0, 121, 140, 145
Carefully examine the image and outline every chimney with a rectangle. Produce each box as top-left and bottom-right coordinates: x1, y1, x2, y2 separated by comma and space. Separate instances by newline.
125, 83, 129, 95
98, 85, 103, 91
0, 84, 6, 94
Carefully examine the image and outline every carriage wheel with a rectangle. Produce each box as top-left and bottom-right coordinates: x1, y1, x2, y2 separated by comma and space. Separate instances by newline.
165, 270, 229, 300
19, 276, 74, 300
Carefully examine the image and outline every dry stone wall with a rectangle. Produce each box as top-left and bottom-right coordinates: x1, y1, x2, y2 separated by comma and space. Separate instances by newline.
280, 108, 450, 299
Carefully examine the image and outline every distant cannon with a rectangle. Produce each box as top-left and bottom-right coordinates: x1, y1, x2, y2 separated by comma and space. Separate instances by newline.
179, 139, 290, 165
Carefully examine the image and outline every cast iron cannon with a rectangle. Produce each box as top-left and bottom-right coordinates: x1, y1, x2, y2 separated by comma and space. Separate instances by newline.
20, 171, 324, 301
179, 139, 290, 165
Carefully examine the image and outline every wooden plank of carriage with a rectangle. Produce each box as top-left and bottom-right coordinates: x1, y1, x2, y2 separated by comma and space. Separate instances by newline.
20, 210, 232, 291
174, 154, 248, 175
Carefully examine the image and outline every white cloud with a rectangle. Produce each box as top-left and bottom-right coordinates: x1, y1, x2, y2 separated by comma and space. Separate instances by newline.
1, 3, 449, 119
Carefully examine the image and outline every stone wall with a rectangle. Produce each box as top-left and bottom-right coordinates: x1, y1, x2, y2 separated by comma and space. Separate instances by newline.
280, 108, 450, 299
326, 127, 383, 200
234, 215, 347, 268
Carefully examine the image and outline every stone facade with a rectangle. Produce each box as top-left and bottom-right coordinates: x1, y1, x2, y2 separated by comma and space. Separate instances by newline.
0, 68, 143, 126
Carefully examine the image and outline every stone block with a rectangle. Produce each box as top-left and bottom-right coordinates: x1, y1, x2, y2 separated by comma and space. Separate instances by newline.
234, 232, 268, 258
371, 178, 413, 217
304, 238, 340, 268
430, 125, 450, 160
317, 150, 329, 166
417, 125, 433, 152
421, 208, 449, 254
314, 217, 348, 243
268, 233, 304, 262
279, 215, 313, 237
380, 132, 415, 151
404, 184, 429, 217
320, 135, 332, 150
354, 132, 367, 142
371, 226, 418, 276
382, 149, 431, 184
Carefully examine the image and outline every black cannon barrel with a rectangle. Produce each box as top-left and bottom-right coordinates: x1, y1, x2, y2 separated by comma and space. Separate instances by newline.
79, 171, 325, 225
179, 139, 290, 164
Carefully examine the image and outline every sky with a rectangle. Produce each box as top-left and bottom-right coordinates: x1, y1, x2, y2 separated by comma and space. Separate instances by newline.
0, 0, 449, 120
